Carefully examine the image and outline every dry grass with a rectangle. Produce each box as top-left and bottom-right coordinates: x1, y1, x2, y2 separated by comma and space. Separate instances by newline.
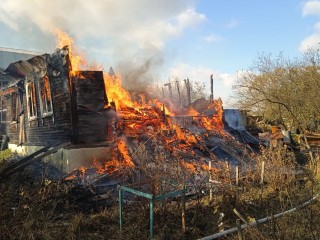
0, 146, 320, 239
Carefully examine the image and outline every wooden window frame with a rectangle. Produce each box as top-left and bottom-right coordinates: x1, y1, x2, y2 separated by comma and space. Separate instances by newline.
38, 75, 53, 117
26, 77, 37, 121
11, 92, 18, 122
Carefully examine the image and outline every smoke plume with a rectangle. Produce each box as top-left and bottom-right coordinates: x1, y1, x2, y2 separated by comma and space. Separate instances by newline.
0, 0, 206, 93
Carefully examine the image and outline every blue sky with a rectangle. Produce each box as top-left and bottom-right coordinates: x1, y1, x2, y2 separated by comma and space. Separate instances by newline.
0, 0, 319, 106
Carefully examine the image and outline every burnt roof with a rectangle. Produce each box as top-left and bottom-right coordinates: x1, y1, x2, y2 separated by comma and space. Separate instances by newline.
0, 50, 60, 92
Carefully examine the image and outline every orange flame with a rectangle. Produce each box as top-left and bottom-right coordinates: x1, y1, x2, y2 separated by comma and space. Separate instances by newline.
180, 160, 197, 172
188, 107, 200, 116
117, 138, 134, 167
104, 72, 136, 110
211, 99, 224, 130
104, 139, 135, 173
55, 30, 229, 178
172, 124, 197, 144
52, 28, 87, 75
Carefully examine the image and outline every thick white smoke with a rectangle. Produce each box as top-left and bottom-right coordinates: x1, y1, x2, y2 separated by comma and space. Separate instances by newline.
0, 0, 206, 94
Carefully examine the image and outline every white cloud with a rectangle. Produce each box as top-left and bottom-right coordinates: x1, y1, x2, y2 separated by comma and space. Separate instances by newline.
168, 63, 237, 102
299, 32, 320, 52
0, 0, 208, 89
203, 34, 223, 43
302, 0, 320, 16
169, 63, 212, 83
300, 2, 320, 52
0, 0, 205, 51
218, 73, 236, 87
177, 8, 206, 29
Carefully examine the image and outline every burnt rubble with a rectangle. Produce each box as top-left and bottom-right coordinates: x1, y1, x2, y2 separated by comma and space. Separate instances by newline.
0, 47, 264, 212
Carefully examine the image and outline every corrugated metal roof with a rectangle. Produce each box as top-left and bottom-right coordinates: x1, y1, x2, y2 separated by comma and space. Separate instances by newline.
0, 47, 44, 70
0, 47, 43, 56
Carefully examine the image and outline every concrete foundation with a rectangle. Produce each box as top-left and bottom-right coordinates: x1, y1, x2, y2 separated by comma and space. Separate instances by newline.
8, 143, 112, 173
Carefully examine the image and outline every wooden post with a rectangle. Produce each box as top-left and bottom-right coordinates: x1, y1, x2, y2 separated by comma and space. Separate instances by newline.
176, 80, 181, 106
236, 165, 239, 186
119, 188, 123, 232
260, 161, 265, 185
218, 213, 225, 232
226, 161, 232, 187
260, 161, 265, 201
233, 208, 248, 224
184, 78, 191, 106
150, 197, 154, 240
236, 219, 243, 240
182, 188, 186, 234
209, 160, 213, 201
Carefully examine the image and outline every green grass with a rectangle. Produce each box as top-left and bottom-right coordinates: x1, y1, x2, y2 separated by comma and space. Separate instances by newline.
0, 149, 12, 162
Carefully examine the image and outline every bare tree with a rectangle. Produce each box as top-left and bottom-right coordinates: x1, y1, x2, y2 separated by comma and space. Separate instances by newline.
233, 51, 320, 132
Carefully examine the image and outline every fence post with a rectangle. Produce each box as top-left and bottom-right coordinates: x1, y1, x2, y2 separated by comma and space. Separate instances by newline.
150, 197, 155, 240
236, 165, 239, 186
182, 187, 186, 234
236, 219, 243, 240
209, 160, 213, 200
119, 188, 123, 232
260, 161, 265, 185
225, 161, 232, 187
260, 161, 265, 201
218, 212, 225, 232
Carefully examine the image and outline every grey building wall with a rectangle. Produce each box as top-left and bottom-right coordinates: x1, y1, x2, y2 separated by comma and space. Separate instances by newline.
224, 109, 247, 129
0, 48, 40, 70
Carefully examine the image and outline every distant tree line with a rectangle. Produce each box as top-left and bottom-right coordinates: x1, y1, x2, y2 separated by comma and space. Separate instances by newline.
233, 50, 320, 133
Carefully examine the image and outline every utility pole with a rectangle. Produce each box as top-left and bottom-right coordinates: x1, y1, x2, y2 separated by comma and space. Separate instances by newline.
175, 80, 181, 107
184, 78, 191, 106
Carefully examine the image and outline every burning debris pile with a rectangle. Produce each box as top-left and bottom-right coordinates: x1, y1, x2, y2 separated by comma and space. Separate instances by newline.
63, 67, 257, 198
2, 30, 320, 240
0, 29, 259, 207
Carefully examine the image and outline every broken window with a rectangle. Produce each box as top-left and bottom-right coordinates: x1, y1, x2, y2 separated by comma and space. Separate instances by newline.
0, 97, 7, 123
39, 75, 53, 116
11, 93, 17, 122
26, 81, 37, 119
9, 91, 22, 123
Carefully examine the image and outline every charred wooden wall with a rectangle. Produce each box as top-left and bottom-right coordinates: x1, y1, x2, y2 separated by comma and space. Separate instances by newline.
4, 50, 110, 146
24, 75, 72, 145
6, 94, 20, 143
5, 51, 73, 146
73, 71, 108, 144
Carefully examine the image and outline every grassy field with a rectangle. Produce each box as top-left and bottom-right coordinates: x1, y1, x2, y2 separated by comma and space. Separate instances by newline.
0, 146, 319, 240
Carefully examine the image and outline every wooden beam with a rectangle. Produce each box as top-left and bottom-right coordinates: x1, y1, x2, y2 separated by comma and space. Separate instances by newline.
0, 145, 52, 173
0, 142, 70, 180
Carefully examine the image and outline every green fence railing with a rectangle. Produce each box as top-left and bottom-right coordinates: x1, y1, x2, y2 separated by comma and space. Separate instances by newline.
118, 185, 187, 239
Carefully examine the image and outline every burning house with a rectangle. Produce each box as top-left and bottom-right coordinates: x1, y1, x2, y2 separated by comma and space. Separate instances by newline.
0, 46, 112, 172
0, 42, 260, 191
